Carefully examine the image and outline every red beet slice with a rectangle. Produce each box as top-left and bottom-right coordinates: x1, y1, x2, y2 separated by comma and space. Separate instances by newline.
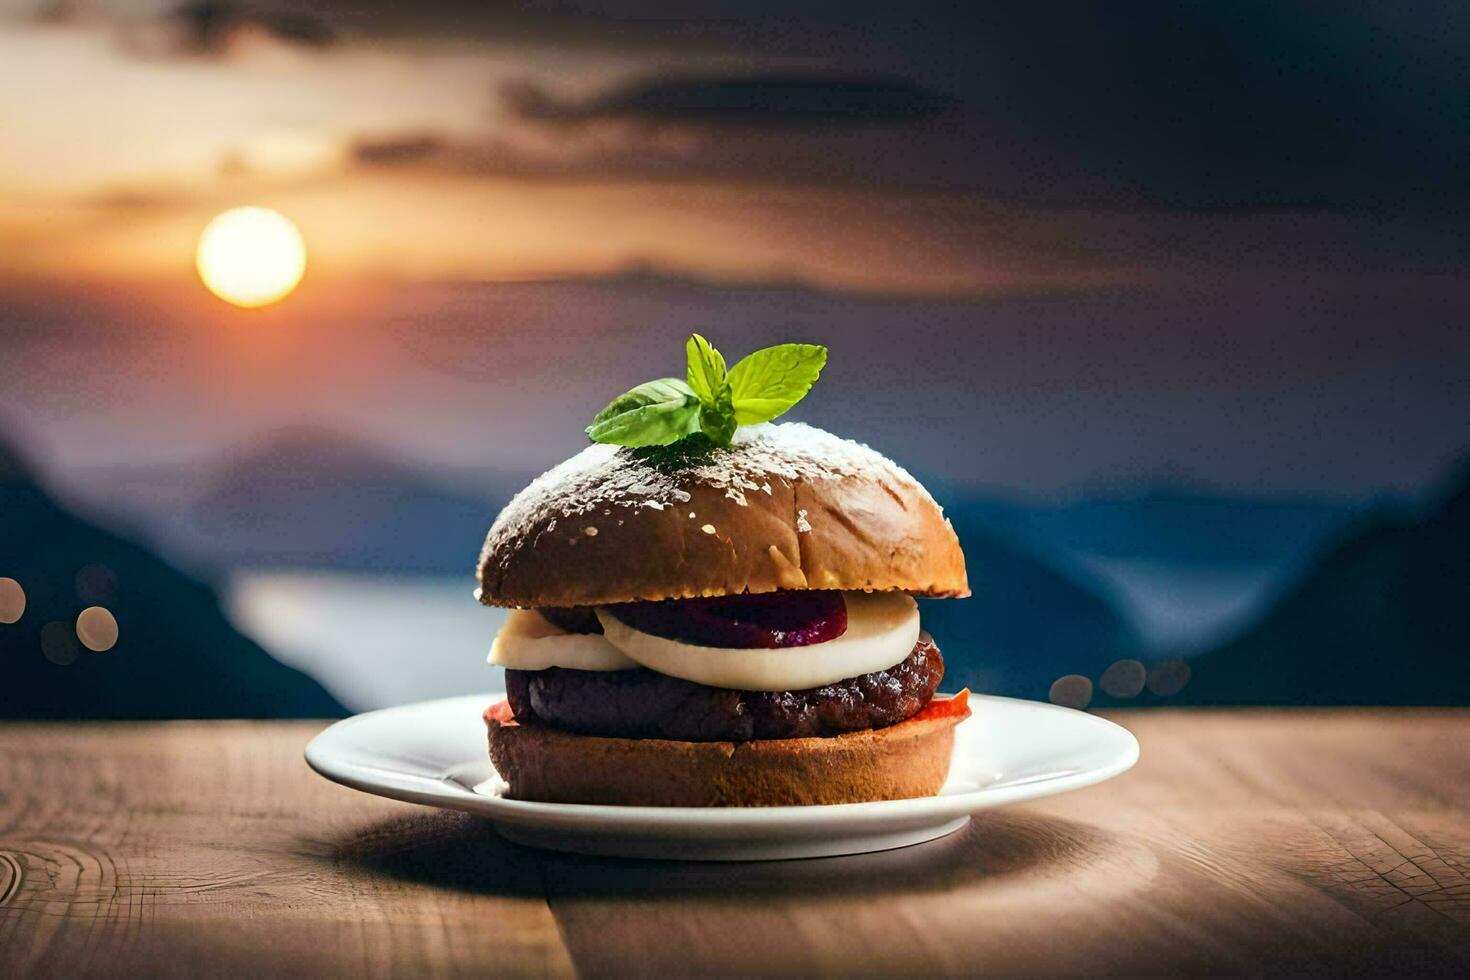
603, 591, 848, 649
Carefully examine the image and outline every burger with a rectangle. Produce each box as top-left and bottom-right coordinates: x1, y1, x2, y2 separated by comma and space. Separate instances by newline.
475, 336, 970, 806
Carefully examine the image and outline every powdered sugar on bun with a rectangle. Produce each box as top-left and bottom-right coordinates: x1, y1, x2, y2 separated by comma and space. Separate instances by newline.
483, 423, 933, 552
476, 422, 968, 608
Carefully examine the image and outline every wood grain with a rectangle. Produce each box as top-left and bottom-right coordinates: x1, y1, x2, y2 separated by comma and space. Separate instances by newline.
3, 711, 1470, 976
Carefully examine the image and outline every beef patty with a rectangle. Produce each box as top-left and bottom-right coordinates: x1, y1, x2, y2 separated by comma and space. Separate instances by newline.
504, 634, 944, 742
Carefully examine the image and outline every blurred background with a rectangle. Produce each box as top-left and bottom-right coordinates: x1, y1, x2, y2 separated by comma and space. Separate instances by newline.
2, 1, 1467, 719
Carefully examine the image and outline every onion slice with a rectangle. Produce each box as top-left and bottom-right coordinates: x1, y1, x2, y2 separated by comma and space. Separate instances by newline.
595, 591, 919, 692
489, 609, 639, 672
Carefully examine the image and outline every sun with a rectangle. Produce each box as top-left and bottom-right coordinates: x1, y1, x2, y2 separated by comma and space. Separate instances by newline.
196, 207, 307, 308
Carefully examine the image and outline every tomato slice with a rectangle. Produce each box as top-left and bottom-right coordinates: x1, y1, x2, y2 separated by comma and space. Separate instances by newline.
909, 689, 971, 723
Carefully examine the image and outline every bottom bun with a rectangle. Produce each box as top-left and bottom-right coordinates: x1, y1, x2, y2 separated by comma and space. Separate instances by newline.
485, 691, 970, 807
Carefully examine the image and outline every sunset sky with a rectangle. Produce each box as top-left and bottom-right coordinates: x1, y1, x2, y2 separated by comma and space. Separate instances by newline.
2, 2, 1467, 496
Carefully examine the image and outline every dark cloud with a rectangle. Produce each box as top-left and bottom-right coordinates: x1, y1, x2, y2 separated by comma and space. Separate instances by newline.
346, 130, 723, 184
85, 189, 185, 211
112, 1, 336, 59
350, 135, 445, 167
349, 72, 962, 189
495, 4, 1470, 212
168, 1, 335, 53
347, 124, 980, 191
345, 126, 600, 173
502, 73, 956, 128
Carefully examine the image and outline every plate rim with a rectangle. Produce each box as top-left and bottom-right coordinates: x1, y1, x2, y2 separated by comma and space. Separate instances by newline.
305, 692, 1139, 829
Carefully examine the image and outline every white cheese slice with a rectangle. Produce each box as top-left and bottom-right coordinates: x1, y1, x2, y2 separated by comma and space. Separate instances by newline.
595, 591, 919, 692
488, 609, 639, 671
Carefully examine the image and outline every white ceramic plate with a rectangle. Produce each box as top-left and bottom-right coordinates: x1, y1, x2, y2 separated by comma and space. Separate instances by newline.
306, 693, 1138, 861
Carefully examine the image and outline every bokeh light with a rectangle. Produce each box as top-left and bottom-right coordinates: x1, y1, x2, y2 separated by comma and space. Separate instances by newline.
1147, 659, 1192, 696
0, 577, 25, 624
1100, 659, 1147, 698
1049, 674, 1094, 709
196, 207, 307, 308
76, 606, 119, 652
40, 621, 80, 665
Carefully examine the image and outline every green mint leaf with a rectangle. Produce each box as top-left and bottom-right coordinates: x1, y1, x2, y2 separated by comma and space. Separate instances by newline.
586, 378, 701, 447
587, 336, 827, 449
726, 343, 828, 424
699, 381, 738, 446
685, 333, 728, 405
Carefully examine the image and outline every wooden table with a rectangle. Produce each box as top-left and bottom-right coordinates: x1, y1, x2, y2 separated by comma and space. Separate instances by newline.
3, 711, 1470, 976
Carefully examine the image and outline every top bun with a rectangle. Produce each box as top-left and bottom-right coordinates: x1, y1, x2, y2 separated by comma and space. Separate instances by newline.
477, 423, 968, 608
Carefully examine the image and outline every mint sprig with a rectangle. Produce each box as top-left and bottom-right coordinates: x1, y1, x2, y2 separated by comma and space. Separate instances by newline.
587, 334, 827, 448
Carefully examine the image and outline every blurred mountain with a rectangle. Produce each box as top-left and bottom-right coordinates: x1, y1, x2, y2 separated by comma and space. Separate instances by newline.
141, 428, 519, 575
931, 485, 1359, 658
922, 514, 1142, 701
0, 436, 345, 719
958, 487, 1354, 567
96, 428, 1354, 578
1121, 463, 1470, 705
